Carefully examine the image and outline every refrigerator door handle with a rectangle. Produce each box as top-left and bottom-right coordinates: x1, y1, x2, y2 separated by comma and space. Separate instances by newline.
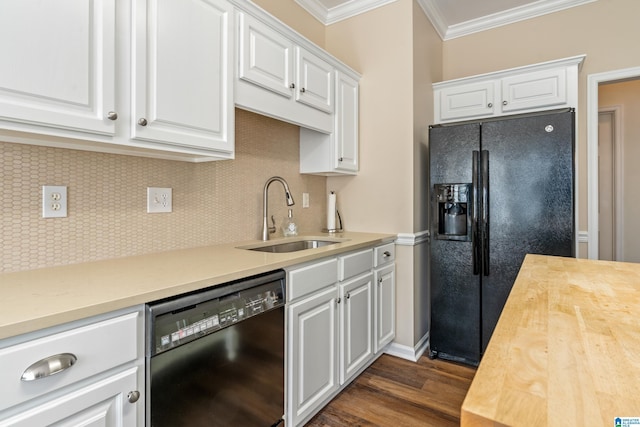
481, 150, 490, 276
472, 150, 480, 275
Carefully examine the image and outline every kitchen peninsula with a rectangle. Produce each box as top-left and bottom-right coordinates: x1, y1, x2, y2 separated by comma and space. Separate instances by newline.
461, 254, 640, 426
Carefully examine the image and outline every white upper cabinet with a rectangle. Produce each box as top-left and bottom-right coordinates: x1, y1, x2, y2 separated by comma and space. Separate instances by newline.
433, 55, 585, 123
295, 47, 333, 113
238, 12, 294, 98
500, 67, 567, 113
300, 70, 359, 175
0, 0, 234, 161
0, 0, 116, 136
235, 8, 337, 134
437, 81, 496, 121
132, 0, 234, 154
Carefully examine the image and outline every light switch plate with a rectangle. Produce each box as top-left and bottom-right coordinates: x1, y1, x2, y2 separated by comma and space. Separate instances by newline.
42, 186, 68, 218
147, 187, 172, 213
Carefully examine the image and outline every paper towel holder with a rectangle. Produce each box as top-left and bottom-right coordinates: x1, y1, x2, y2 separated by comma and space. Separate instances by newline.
322, 209, 343, 233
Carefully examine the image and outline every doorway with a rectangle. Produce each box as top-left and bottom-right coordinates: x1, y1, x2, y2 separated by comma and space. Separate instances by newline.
597, 106, 622, 261
588, 69, 640, 261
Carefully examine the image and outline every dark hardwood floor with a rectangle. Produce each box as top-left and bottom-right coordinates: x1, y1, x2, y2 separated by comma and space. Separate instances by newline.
305, 354, 476, 427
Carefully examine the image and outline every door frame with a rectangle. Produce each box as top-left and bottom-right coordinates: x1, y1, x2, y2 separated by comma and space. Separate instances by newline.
597, 105, 624, 260
586, 67, 640, 259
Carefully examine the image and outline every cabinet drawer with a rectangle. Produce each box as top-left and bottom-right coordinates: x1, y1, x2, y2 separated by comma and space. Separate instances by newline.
338, 249, 373, 281
0, 311, 139, 412
287, 258, 338, 301
374, 243, 395, 267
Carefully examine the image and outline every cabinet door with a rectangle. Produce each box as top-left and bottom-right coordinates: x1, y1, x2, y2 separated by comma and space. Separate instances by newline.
238, 12, 294, 99
340, 273, 373, 385
334, 71, 359, 172
288, 286, 339, 426
437, 81, 496, 121
132, 0, 233, 153
501, 67, 567, 113
0, 0, 115, 136
0, 367, 139, 426
295, 47, 334, 113
374, 264, 395, 353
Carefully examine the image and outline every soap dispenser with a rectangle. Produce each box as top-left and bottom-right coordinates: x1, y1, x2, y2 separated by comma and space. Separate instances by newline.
282, 209, 298, 237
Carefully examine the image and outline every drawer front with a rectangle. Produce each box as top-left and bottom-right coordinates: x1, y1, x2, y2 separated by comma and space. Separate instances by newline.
0, 311, 139, 412
374, 243, 395, 267
287, 258, 338, 301
338, 249, 373, 281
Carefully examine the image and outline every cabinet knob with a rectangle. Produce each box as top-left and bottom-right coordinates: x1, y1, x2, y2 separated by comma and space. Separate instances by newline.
336, 297, 341, 304
138, 118, 148, 126
338, 157, 343, 162
289, 83, 295, 89
107, 111, 118, 121
487, 103, 493, 108
502, 100, 508, 106
127, 390, 141, 403
300, 87, 306, 93
383, 251, 391, 257
379, 277, 383, 283
346, 293, 351, 300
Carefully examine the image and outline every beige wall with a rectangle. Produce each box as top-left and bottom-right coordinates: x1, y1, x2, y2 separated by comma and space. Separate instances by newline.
0, 109, 326, 273
441, 0, 640, 257
599, 79, 640, 262
251, 0, 325, 48
324, 0, 417, 348
412, 0, 442, 345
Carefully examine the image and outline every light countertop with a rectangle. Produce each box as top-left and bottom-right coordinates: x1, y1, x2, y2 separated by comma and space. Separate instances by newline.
0, 232, 395, 341
461, 254, 640, 426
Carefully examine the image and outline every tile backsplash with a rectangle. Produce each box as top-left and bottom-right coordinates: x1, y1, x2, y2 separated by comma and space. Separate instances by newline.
0, 109, 326, 273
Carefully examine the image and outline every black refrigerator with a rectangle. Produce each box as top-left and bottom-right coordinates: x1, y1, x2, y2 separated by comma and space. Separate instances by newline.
428, 109, 575, 366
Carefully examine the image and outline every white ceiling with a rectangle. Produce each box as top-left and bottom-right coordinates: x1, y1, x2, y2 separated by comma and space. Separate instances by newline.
294, 0, 597, 40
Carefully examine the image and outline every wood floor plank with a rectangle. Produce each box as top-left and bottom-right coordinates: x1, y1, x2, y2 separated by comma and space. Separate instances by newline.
305, 354, 476, 426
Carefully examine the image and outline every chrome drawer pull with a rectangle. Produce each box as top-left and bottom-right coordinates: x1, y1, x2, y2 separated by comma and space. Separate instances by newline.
21, 353, 77, 381
383, 251, 391, 257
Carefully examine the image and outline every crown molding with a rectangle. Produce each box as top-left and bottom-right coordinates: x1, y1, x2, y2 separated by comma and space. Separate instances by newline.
295, 0, 397, 25
419, 0, 597, 40
415, 0, 447, 39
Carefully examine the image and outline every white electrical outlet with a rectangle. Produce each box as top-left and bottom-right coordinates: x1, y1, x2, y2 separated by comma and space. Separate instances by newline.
42, 186, 68, 218
147, 187, 172, 213
302, 192, 310, 208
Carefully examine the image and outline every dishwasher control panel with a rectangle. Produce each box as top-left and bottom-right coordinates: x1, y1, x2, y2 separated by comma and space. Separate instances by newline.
147, 271, 285, 356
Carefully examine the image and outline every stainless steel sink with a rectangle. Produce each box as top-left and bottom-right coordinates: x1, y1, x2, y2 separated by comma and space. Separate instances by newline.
239, 239, 344, 253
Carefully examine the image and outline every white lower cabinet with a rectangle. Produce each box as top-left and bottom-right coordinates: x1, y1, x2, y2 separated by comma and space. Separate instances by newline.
374, 243, 396, 353
0, 307, 144, 426
0, 368, 138, 427
287, 246, 386, 427
339, 272, 373, 384
288, 285, 340, 426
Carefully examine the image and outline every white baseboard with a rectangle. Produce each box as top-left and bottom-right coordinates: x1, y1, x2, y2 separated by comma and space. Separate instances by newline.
383, 332, 429, 362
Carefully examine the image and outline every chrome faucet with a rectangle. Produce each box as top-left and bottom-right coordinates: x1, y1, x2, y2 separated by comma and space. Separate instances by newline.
262, 176, 295, 240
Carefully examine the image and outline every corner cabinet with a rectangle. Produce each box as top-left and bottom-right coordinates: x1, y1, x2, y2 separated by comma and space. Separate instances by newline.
234, 2, 361, 175
0, 307, 145, 426
0, 0, 234, 162
433, 55, 585, 123
300, 71, 359, 175
286, 242, 394, 427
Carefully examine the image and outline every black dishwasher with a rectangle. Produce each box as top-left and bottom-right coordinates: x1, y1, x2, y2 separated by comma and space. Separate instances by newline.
145, 270, 285, 427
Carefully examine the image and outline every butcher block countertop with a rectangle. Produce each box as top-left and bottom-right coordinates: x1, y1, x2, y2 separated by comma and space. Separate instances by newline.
461, 254, 640, 426
0, 232, 394, 341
